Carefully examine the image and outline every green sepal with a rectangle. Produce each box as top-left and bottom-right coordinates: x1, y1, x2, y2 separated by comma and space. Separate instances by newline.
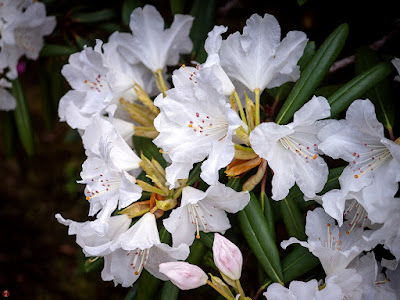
237, 193, 284, 284
276, 23, 349, 124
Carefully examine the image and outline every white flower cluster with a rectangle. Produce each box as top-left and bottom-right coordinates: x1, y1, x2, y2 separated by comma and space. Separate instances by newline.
0, 0, 55, 110
55, 4, 400, 299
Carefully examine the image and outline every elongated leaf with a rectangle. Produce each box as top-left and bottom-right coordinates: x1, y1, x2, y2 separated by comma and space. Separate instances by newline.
318, 166, 345, 195
282, 246, 320, 283
72, 9, 117, 23
329, 61, 394, 118
279, 195, 306, 241
83, 257, 104, 273
355, 47, 395, 129
170, 0, 186, 14
238, 193, 284, 284
136, 269, 160, 299
199, 231, 214, 249
261, 193, 275, 241
276, 24, 349, 124
160, 281, 180, 300
40, 44, 76, 57
12, 79, 34, 156
122, 0, 141, 25
189, 0, 216, 63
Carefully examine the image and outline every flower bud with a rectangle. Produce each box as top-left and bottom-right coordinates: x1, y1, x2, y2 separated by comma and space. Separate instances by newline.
159, 262, 208, 290
213, 233, 243, 280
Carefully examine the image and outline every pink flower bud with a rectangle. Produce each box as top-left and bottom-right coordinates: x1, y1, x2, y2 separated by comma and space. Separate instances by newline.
159, 262, 208, 290
213, 233, 243, 280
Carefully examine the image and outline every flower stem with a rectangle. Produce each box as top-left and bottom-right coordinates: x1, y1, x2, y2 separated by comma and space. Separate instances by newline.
235, 280, 246, 300
154, 69, 168, 96
233, 91, 248, 126
254, 88, 261, 126
207, 280, 235, 300
388, 126, 395, 141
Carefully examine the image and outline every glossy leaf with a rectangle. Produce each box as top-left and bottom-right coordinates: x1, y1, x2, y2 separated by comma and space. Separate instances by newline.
189, 0, 216, 63
329, 61, 394, 118
261, 193, 275, 241
276, 23, 349, 124
238, 193, 284, 284
160, 281, 180, 300
279, 195, 307, 241
136, 269, 160, 299
318, 166, 345, 195
282, 246, 320, 283
355, 46, 395, 130
12, 79, 34, 156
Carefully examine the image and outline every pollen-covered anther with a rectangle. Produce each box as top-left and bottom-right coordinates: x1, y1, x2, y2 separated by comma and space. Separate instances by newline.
188, 203, 212, 240
84, 174, 121, 200
83, 74, 105, 92
279, 135, 319, 162
187, 112, 228, 139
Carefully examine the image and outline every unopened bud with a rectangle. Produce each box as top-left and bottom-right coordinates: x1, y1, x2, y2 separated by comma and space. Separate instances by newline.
159, 262, 208, 290
213, 233, 243, 280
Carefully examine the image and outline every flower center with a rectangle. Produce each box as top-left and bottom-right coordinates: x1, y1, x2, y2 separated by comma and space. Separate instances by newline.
351, 142, 391, 179
343, 200, 368, 233
128, 248, 149, 276
85, 173, 121, 200
188, 203, 213, 239
324, 224, 342, 251
188, 112, 228, 140
83, 74, 106, 93
279, 134, 318, 162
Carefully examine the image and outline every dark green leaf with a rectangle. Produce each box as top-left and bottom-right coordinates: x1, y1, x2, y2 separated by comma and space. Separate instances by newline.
83, 257, 104, 273
122, 0, 142, 25
160, 281, 180, 300
238, 193, 284, 284
133, 136, 167, 168
12, 79, 34, 156
318, 166, 345, 195
136, 269, 161, 299
355, 47, 395, 129
40, 44, 77, 57
282, 246, 320, 283
189, 0, 216, 63
298, 41, 316, 71
279, 194, 307, 241
124, 283, 139, 300
199, 231, 214, 249
187, 162, 202, 186
276, 23, 349, 124
314, 84, 342, 98
72, 9, 117, 23
170, 0, 186, 14
261, 193, 275, 241
329, 61, 394, 118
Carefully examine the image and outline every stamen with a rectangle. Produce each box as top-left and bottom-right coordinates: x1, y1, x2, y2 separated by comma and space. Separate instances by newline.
280, 134, 319, 162
187, 112, 228, 140
85, 173, 121, 200
351, 142, 391, 178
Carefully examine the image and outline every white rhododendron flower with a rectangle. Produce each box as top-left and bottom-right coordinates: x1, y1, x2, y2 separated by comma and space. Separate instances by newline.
264, 279, 344, 300
250, 96, 330, 200
219, 12, 307, 92
153, 67, 243, 187
281, 207, 375, 275
163, 183, 250, 247
0, 0, 56, 79
126, 5, 193, 72
55, 214, 131, 257
103, 213, 190, 287
318, 99, 400, 223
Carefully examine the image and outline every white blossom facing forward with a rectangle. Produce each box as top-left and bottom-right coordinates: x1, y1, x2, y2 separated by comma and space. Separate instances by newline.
219, 12, 307, 92
163, 183, 250, 247
153, 67, 243, 187
281, 208, 375, 275
102, 213, 190, 287
250, 96, 330, 200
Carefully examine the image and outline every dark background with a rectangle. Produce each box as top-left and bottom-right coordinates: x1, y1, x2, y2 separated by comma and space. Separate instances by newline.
0, 0, 399, 299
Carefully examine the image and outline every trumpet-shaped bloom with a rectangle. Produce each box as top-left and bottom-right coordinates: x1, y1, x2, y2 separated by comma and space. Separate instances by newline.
158, 262, 208, 290
219, 13, 307, 92
163, 183, 250, 247
250, 96, 330, 200
281, 208, 375, 275
153, 67, 243, 187
102, 213, 190, 287
55, 213, 131, 257
127, 5, 193, 72
318, 99, 400, 222
0, 1, 56, 79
